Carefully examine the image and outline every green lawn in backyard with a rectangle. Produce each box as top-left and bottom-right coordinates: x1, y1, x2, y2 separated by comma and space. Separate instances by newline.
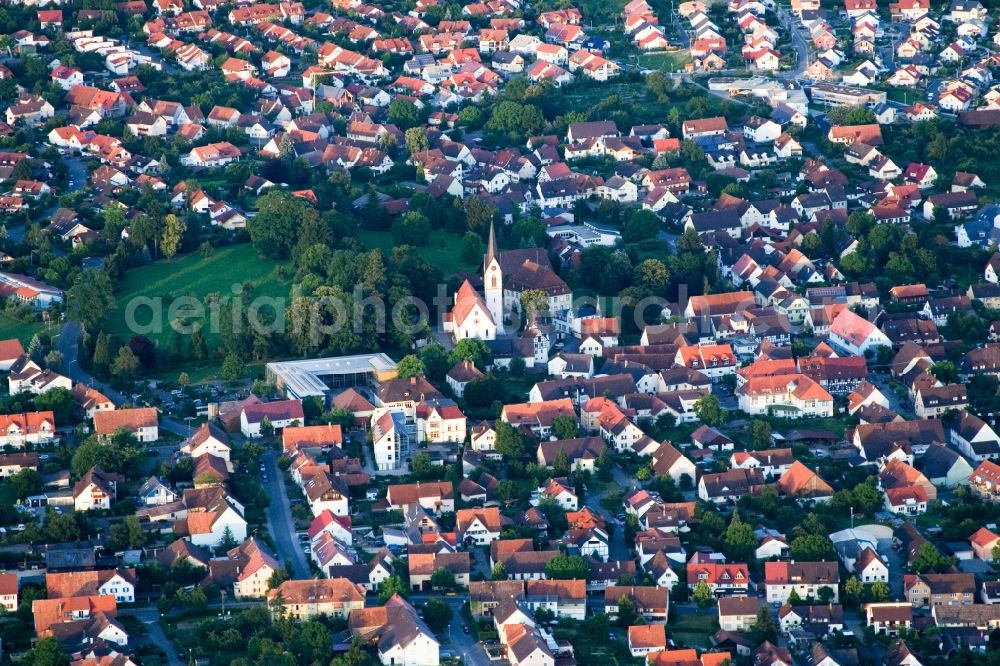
104, 243, 292, 350
668, 612, 718, 648
0, 312, 46, 345
882, 87, 921, 105
637, 50, 693, 72
355, 229, 479, 276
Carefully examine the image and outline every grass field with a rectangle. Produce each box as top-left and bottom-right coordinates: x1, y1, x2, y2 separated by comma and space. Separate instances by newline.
0, 312, 46, 345
638, 50, 693, 72
355, 229, 479, 276
105, 244, 293, 349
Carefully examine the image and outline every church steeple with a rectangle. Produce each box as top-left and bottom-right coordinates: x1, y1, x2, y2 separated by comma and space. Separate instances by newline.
484, 221, 497, 274
483, 221, 504, 334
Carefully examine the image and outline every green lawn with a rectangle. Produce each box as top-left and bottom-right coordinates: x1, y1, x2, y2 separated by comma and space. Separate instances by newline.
668, 613, 718, 648
882, 87, 920, 105
355, 229, 479, 276
0, 312, 46, 345
105, 243, 292, 348
637, 50, 693, 72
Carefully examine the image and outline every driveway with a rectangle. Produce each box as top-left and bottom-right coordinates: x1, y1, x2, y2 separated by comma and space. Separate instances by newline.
263, 450, 311, 579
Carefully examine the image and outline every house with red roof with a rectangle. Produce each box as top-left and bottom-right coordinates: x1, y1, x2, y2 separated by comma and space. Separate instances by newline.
686, 553, 750, 595
828, 308, 892, 356
970, 527, 999, 561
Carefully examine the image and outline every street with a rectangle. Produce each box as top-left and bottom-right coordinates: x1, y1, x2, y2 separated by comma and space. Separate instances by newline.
586, 464, 635, 561
128, 608, 183, 666
773, 3, 809, 80
410, 593, 492, 666
263, 450, 312, 579
56, 322, 192, 437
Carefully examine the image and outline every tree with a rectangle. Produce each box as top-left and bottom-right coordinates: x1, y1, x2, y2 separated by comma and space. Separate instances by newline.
111, 346, 141, 381
21, 637, 69, 666
463, 196, 497, 234
396, 355, 425, 379
218, 526, 239, 552
843, 576, 864, 605
404, 126, 429, 155
817, 585, 835, 604
422, 598, 453, 632
909, 542, 955, 573
615, 595, 639, 627
34, 387, 77, 423
692, 580, 713, 608
267, 567, 290, 590
634, 259, 669, 295
92, 332, 111, 376
787, 588, 803, 605
66, 270, 116, 329
392, 211, 432, 246
724, 510, 756, 562
221, 353, 245, 381
694, 394, 723, 426
553, 447, 570, 475
460, 232, 484, 264
790, 534, 836, 561
410, 452, 433, 477
868, 581, 890, 602
462, 375, 504, 408
623, 209, 660, 243
492, 562, 509, 580
748, 420, 772, 450
419, 343, 450, 380
519, 289, 549, 321
430, 567, 456, 590
544, 555, 590, 580
448, 338, 491, 369
110, 514, 146, 550
161, 213, 186, 259
44, 349, 64, 371
9, 468, 42, 500
484, 101, 544, 139
551, 415, 579, 440
750, 606, 777, 644
378, 575, 408, 602
248, 190, 316, 259
494, 422, 524, 459
46, 511, 81, 542
388, 99, 421, 129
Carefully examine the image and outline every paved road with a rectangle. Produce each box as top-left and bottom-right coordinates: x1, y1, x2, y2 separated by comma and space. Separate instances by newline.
774, 3, 809, 80
57, 322, 191, 436
263, 450, 311, 579
129, 608, 183, 666
586, 464, 635, 562
410, 594, 491, 666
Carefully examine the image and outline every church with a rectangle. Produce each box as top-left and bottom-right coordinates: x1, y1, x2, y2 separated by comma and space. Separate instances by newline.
443, 223, 573, 343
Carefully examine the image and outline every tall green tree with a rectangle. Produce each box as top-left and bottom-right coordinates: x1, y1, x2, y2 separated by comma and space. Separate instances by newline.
694, 394, 723, 426
161, 213, 186, 259
66, 270, 116, 329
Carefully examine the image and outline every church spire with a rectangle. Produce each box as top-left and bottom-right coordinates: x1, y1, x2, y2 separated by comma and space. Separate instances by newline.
485, 221, 497, 273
